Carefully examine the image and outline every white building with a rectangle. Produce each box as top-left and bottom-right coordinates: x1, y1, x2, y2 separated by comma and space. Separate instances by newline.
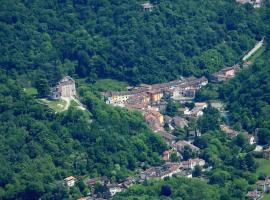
64, 176, 76, 187
181, 159, 205, 170
51, 76, 76, 99
109, 185, 123, 196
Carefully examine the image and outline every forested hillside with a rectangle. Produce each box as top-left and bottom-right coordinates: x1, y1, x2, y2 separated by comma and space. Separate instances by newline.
114, 177, 221, 200
0, 72, 166, 199
220, 45, 270, 145
0, 0, 264, 85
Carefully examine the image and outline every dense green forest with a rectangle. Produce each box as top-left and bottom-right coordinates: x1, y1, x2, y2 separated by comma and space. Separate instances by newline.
0, 0, 265, 85
220, 45, 270, 145
219, 1, 270, 143
0, 72, 166, 199
114, 177, 221, 200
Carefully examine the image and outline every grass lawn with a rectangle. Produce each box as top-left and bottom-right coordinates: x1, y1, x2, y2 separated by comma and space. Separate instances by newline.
39, 99, 67, 113
70, 100, 80, 107
255, 158, 270, 176
93, 79, 129, 91
24, 87, 38, 97
262, 193, 270, 200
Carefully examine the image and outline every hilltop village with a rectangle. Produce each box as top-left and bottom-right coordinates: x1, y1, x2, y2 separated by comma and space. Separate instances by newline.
66, 60, 266, 199
102, 64, 240, 144
51, 39, 267, 200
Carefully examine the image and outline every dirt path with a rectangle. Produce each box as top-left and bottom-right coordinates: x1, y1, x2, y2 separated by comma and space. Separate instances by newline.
61, 97, 71, 111
243, 38, 264, 61
61, 96, 86, 111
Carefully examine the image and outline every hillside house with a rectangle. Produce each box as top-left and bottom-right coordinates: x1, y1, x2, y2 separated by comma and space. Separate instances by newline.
181, 158, 205, 170
144, 110, 164, 130
188, 129, 202, 138
87, 176, 108, 187
162, 150, 172, 161
172, 88, 196, 100
122, 177, 135, 188
175, 171, 193, 178
51, 76, 76, 99
172, 116, 188, 129
246, 190, 262, 200
148, 90, 163, 103
159, 131, 177, 145
178, 107, 191, 116
190, 109, 204, 118
194, 102, 208, 110
171, 140, 200, 152
236, 0, 262, 8
64, 176, 76, 187
244, 133, 256, 145
108, 184, 123, 196
160, 163, 182, 179
142, 2, 154, 11
220, 125, 239, 138
256, 179, 270, 193
210, 64, 240, 83
105, 91, 131, 106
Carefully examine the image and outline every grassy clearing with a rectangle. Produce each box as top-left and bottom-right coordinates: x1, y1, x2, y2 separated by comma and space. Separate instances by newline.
255, 158, 270, 176
262, 193, 270, 200
93, 79, 129, 91
70, 100, 80, 107
247, 45, 266, 63
24, 87, 38, 96
40, 99, 67, 112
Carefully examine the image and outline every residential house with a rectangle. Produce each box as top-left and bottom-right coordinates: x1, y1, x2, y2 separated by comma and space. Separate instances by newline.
140, 167, 159, 180
108, 184, 123, 196
188, 129, 202, 138
172, 88, 195, 100
142, 2, 154, 11
162, 150, 172, 162
160, 131, 177, 145
220, 125, 239, 138
122, 177, 135, 188
148, 90, 163, 103
244, 133, 256, 145
194, 102, 208, 110
144, 110, 164, 130
64, 176, 76, 187
175, 171, 193, 178
164, 115, 173, 124
160, 163, 181, 179
87, 176, 108, 187
181, 158, 205, 170
190, 109, 204, 118
178, 107, 191, 116
172, 116, 188, 129
171, 140, 200, 152
105, 91, 131, 106
256, 179, 270, 193
210, 65, 240, 83
210, 101, 224, 111
149, 109, 164, 124
246, 190, 262, 200
51, 76, 76, 99
263, 148, 270, 159
236, 0, 262, 8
